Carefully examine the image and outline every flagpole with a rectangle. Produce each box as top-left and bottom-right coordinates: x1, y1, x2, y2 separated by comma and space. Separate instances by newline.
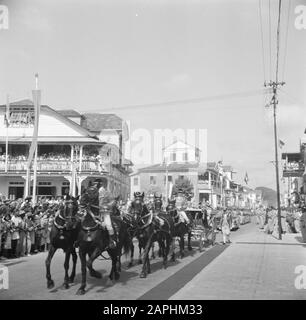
31, 73, 41, 204
5, 95, 9, 173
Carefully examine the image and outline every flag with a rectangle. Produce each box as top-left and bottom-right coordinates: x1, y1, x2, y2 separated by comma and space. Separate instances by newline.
279, 139, 285, 149
27, 90, 41, 169
244, 172, 249, 185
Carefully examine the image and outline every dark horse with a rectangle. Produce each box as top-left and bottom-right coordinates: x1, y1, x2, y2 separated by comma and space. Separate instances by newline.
45, 198, 79, 289
76, 183, 130, 295
166, 198, 193, 259
132, 192, 175, 278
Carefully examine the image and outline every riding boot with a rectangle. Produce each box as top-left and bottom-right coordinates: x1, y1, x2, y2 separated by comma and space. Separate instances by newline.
108, 234, 117, 249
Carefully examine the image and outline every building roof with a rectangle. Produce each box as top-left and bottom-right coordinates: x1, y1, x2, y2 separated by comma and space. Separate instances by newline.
57, 109, 82, 118
138, 162, 199, 173
81, 113, 123, 132
0, 100, 100, 144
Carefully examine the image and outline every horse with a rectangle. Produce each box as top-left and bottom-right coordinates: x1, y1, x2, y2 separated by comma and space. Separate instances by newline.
45, 198, 79, 289
76, 184, 130, 295
132, 192, 175, 278
166, 199, 193, 259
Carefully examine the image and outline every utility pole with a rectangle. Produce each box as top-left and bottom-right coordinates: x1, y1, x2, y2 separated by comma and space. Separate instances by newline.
265, 80, 285, 240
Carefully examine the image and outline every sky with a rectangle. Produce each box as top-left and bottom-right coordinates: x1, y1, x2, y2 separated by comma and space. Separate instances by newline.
0, 0, 306, 190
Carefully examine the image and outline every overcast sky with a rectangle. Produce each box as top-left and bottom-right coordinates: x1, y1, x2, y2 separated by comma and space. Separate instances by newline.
0, 0, 305, 190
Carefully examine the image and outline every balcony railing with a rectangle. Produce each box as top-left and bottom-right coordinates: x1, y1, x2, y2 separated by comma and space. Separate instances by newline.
283, 162, 305, 177
0, 159, 109, 173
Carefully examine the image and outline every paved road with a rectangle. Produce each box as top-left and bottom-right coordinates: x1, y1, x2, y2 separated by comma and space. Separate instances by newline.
0, 221, 253, 300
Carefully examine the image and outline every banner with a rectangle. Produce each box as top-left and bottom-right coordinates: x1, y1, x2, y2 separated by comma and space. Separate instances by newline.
27, 90, 41, 169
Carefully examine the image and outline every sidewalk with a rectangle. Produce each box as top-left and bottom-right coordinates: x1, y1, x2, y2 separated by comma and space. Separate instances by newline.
170, 222, 306, 300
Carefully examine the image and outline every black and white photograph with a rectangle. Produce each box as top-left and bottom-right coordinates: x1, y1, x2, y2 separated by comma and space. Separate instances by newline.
0, 0, 306, 307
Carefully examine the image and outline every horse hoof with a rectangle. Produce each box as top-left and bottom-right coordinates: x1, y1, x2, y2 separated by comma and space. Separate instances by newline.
90, 270, 102, 279
76, 288, 86, 295
140, 272, 147, 278
62, 283, 69, 290
47, 280, 54, 289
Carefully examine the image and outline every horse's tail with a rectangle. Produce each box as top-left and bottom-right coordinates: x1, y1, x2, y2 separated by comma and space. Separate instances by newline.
122, 233, 131, 257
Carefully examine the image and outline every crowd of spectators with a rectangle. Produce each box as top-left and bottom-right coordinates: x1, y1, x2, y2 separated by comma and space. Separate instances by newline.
0, 197, 65, 260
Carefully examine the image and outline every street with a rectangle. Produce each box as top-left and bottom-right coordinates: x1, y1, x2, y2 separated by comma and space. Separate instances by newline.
2, 218, 305, 300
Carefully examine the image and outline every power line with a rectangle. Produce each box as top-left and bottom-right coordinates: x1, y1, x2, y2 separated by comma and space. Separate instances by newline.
258, 0, 267, 82
269, 0, 272, 81
78, 89, 270, 112
275, 0, 282, 83
282, 0, 291, 82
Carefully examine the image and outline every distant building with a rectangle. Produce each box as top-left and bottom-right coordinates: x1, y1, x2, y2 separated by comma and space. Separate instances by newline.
130, 140, 240, 208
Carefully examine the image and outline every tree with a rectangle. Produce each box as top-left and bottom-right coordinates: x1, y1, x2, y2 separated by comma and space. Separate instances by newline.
173, 177, 194, 200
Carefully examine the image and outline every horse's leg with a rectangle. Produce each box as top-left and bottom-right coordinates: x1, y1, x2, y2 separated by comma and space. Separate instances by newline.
188, 231, 193, 251
128, 239, 134, 268
140, 234, 153, 278
180, 235, 185, 258
69, 248, 77, 283
108, 248, 120, 281
45, 245, 57, 289
76, 248, 87, 295
63, 250, 71, 289
151, 242, 155, 260
163, 236, 171, 269
87, 247, 102, 279
138, 241, 142, 264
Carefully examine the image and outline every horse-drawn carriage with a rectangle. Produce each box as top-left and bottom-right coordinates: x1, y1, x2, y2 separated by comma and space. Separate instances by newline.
185, 208, 207, 252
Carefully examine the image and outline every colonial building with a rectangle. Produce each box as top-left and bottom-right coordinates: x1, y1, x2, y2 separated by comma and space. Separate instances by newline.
0, 100, 132, 200
130, 140, 240, 208
281, 142, 305, 205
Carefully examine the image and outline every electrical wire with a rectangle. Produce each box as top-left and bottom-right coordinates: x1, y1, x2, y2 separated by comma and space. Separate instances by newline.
78, 89, 271, 113
269, 0, 272, 81
258, 0, 267, 83
281, 0, 291, 82
275, 0, 282, 83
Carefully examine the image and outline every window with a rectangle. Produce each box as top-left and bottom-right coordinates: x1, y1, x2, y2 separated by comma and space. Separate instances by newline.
164, 175, 173, 185
170, 153, 176, 161
133, 177, 139, 186
150, 176, 157, 185
183, 152, 188, 161
179, 175, 184, 180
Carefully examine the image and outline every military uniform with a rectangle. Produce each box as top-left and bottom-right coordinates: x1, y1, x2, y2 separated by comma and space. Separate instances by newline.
98, 186, 116, 248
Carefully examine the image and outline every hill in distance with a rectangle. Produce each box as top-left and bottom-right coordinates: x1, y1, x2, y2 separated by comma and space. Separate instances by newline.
255, 187, 277, 207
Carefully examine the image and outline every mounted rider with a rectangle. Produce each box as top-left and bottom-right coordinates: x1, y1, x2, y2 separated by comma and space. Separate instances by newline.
174, 189, 190, 226
95, 179, 117, 249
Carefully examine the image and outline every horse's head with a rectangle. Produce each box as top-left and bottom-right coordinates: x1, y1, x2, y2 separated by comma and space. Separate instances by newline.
132, 192, 145, 216
60, 197, 79, 229
154, 193, 163, 212
166, 198, 176, 216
